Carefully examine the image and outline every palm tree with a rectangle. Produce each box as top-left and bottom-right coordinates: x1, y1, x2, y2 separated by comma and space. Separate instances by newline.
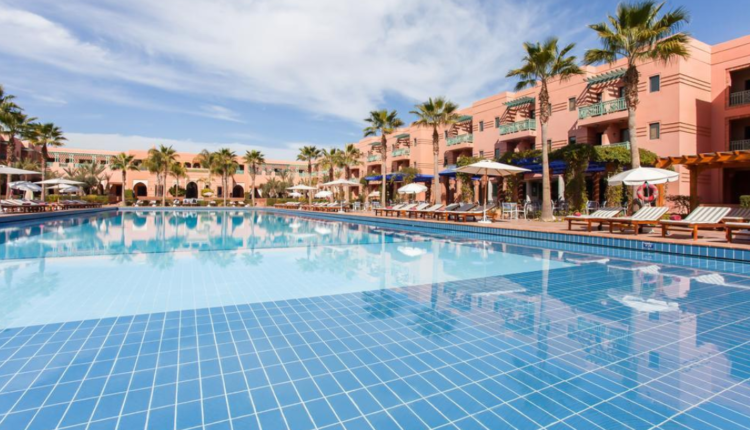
211, 148, 238, 206
584, 1, 690, 170
147, 145, 177, 206
297, 146, 321, 185
0, 111, 35, 164
25, 122, 67, 199
507, 38, 583, 221
169, 162, 187, 198
243, 150, 265, 206
109, 153, 138, 205
411, 98, 460, 204
341, 143, 363, 201
319, 148, 340, 182
364, 110, 403, 207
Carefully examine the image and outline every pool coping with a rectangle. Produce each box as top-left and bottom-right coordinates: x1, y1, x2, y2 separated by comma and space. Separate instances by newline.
0, 207, 117, 225
265, 208, 750, 263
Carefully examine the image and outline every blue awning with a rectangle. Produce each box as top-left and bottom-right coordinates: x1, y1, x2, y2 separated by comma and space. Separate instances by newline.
365, 174, 434, 182
438, 165, 481, 180
513, 159, 607, 175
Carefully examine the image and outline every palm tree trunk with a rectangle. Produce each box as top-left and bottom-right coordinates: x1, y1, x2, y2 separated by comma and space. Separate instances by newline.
432, 127, 440, 204
625, 65, 641, 212
380, 135, 387, 207
121, 171, 126, 206
307, 161, 313, 205
345, 166, 351, 202
251, 172, 256, 207
41, 145, 48, 200
162, 167, 167, 206
540, 84, 553, 222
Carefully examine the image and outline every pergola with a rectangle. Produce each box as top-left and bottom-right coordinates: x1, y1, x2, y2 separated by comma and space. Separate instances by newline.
655, 150, 750, 209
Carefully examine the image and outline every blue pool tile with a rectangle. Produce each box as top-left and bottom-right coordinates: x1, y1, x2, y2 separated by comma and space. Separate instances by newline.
257, 409, 286, 430
282, 404, 314, 430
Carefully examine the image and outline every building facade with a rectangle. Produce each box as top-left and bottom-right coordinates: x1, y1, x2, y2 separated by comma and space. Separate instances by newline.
5, 35, 750, 205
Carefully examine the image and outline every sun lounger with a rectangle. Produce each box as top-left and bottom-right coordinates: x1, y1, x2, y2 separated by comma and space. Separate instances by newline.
601, 206, 669, 235
397, 203, 430, 217
659, 206, 732, 240
725, 222, 750, 243
454, 203, 498, 222
412, 204, 443, 218
565, 208, 623, 232
436, 203, 477, 221
374, 203, 405, 216
723, 207, 750, 223
424, 203, 460, 219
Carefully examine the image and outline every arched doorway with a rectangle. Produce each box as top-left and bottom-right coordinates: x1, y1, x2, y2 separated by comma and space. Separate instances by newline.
186, 182, 198, 199
134, 183, 147, 197
232, 185, 244, 198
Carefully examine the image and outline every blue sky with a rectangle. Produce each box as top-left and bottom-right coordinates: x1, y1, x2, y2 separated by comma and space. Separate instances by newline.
1, 0, 747, 160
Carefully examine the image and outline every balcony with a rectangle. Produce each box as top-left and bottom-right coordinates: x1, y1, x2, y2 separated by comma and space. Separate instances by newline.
367, 154, 381, 162
392, 148, 410, 158
498, 119, 536, 136
187, 168, 209, 173
729, 90, 750, 107
446, 134, 474, 147
730, 139, 750, 151
606, 141, 630, 150
578, 97, 627, 120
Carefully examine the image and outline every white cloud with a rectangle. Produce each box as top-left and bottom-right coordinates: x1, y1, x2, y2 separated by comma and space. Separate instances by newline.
65, 132, 304, 161
1, 0, 570, 122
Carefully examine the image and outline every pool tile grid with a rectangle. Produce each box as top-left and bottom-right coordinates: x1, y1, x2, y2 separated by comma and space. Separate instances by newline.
270, 209, 750, 263
1, 268, 750, 428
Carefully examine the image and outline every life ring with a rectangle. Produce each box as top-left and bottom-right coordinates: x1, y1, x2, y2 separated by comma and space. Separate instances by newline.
637, 183, 658, 203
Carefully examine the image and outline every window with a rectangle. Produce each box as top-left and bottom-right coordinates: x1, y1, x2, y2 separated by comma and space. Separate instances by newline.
414, 138, 418, 146
444, 131, 448, 139
649, 123, 660, 139
621, 128, 630, 142
494, 148, 500, 159
479, 150, 484, 158
568, 98, 576, 111
529, 110, 536, 119
618, 86, 625, 98
494, 117, 500, 128
479, 121, 484, 132
595, 92, 603, 102
649, 75, 660, 92
568, 136, 576, 145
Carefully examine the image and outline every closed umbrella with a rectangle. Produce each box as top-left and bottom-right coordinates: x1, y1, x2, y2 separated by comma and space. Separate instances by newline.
456, 160, 530, 224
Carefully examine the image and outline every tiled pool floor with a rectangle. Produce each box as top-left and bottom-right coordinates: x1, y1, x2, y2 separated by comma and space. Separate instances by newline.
1, 263, 750, 430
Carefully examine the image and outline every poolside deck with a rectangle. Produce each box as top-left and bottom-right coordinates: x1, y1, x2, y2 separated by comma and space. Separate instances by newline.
302, 209, 750, 252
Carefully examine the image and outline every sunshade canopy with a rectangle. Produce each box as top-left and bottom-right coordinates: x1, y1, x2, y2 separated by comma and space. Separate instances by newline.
314, 190, 333, 198
322, 179, 360, 187
34, 178, 86, 185
398, 183, 428, 194
455, 160, 530, 177
287, 185, 317, 191
606, 167, 678, 186
0, 165, 39, 175
9, 181, 42, 192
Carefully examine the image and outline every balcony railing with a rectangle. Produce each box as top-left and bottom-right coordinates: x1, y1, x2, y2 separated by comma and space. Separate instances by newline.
187, 168, 208, 173
392, 148, 410, 157
607, 141, 630, 150
729, 90, 750, 106
367, 154, 381, 162
730, 139, 750, 151
446, 134, 474, 146
235, 169, 245, 175
578, 97, 627, 120
498, 119, 536, 135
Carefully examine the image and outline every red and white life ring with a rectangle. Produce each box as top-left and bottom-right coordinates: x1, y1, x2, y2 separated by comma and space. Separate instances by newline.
636, 183, 658, 203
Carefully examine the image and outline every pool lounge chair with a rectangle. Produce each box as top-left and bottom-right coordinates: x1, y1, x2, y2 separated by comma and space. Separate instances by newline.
397, 203, 430, 217
659, 206, 731, 240
384, 203, 416, 216
724, 207, 750, 223
454, 203, 498, 222
565, 208, 624, 232
436, 203, 477, 221
412, 204, 443, 218
424, 203, 460, 219
601, 206, 670, 235
725, 222, 750, 243
374, 203, 405, 216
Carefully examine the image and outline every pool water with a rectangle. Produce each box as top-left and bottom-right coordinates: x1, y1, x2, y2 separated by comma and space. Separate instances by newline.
0, 210, 749, 430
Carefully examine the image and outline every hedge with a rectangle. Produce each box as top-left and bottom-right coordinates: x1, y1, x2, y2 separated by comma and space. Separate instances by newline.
741, 196, 750, 208
46, 194, 109, 204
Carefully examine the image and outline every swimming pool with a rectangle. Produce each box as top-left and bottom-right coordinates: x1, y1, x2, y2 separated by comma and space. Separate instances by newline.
0, 209, 749, 429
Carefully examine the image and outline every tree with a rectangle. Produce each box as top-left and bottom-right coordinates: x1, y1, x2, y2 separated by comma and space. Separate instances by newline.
169, 162, 187, 198
507, 37, 583, 221
297, 146, 321, 185
319, 148, 340, 183
341, 143, 363, 201
243, 150, 265, 206
211, 148, 238, 206
109, 153, 139, 205
584, 1, 690, 171
25, 122, 67, 199
411, 98, 460, 204
147, 145, 177, 206
0, 111, 35, 164
364, 110, 403, 207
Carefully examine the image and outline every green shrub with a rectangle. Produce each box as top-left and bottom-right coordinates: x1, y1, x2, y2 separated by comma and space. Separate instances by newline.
741, 196, 750, 208
666, 195, 694, 215
124, 189, 134, 200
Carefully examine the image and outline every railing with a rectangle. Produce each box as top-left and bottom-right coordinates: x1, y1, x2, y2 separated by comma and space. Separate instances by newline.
730, 139, 750, 151
392, 148, 410, 157
498, 119, 536, 135
607, 141, 630, 150
367, 154, 381, 162
235, 169, 245, 175
729, 90, 750, 106
187, 168, 209, 172
578, 97, 626, 119
446, 134, 474, 146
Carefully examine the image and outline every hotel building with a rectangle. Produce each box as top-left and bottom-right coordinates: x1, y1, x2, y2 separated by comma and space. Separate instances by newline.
4, 35, 750, 205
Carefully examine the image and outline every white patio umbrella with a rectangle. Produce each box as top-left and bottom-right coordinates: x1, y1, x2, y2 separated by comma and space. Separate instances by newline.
288, 191, 302, 198
0, 165, 40, 198
10, 181, 41, 200
288, 184, 318, 204
314, 190, 333, 198
606, 167, 678, 186
35, 178, 86, 200
323, 178, 359, 212
367, 190, 380, 198
397, 183, 428, 195
56, 185, 81, 194
456, 160, 530, 224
